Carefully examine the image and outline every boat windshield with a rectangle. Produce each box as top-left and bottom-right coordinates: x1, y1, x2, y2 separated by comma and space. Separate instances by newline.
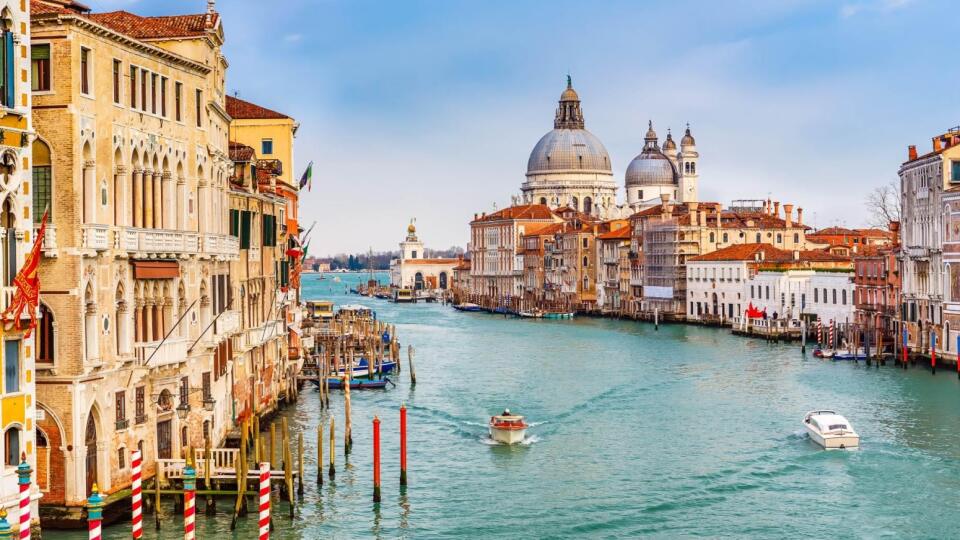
827, 424, 848, 431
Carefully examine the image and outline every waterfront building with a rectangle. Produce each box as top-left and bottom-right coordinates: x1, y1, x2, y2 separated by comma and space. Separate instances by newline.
942, 189, 960, 361
226, 140, 288, 424
519, 78, 618, 218
0, 0, 38, 529
687, 244, 854, 324
853, 222, 901, 348
467, 204, 560, 306
899, 127, 960, 355
637, 197, 812, 320
596, 224, 631, 313
389, 221, 457, 290
519, 222, 562, 308
30, 0, 239, 520
224, 94, 302, 393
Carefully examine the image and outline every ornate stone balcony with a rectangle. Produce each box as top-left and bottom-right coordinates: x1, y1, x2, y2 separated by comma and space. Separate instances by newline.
213, 309, 240, 338
135, 336, 190, 367
117, 227, 201, 258
202, 233, 240, 260
243, 319, 283, 350
82, 224, 111, 251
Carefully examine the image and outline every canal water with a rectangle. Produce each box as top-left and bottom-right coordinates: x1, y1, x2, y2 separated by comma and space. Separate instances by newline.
49, 271, 960, 538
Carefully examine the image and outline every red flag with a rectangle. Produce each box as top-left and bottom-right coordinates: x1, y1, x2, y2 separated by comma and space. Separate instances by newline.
3, 211, 47, 337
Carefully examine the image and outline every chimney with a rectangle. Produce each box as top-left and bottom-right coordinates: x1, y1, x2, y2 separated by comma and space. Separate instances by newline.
763, 200, 768, 214
933, 137, 942, 153
784, 203, 794, 228
796, 207, 803, 226
773, 201, 780, 218
689, 202, 699, 226
908, 145, 917, 160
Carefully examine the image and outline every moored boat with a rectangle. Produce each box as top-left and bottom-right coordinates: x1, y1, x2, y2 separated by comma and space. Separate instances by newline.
393, 289, 415, 303
489, 409, 528, 444
322, 376, 395, 390
518, 309, 543, 318
454, 303, 483, 312
542, 311, 574, 319
331, 358, 398, 378
803, 410, 859, 449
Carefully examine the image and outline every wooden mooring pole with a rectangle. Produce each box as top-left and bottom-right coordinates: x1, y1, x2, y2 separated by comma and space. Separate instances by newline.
408, 345, 417, 386
328, 417, 336, 480
317, 421, 324, 486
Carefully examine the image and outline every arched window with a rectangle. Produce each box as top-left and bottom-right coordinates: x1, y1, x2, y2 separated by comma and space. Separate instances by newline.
539, 197, 547, 205
4, 427, 19, 466
1, 196, 16, 287
691, 163, 696, 173
583, 197, 593, 215
722, 233, 728, 243
709, 232, 715, 243
0, 12, 16, 108
793, 233, 799, 243
36, 429, 49, 491
571, 197, 579, 211
33, 139, 52, 222
582, 256, 588, 267
776, 233, 782, 243
755, 233, 761, 243
38, 304, 54, 364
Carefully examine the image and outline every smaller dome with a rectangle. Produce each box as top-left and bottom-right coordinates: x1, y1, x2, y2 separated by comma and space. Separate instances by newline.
681, 124, 695, 146
625, 152, 678, 187
662, 129, 676, 152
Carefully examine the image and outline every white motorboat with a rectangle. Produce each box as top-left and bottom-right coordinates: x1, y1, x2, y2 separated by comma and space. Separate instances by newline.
803, 410, 859, 449
489, 409, 528, 444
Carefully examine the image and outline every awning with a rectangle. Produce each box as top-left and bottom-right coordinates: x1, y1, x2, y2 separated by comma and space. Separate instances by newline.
132, 260, 180, 279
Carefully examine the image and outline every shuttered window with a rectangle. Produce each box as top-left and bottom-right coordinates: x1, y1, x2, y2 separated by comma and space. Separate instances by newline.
32, 44, 51, 92
280, 261, 290, 287
0, 31, 15, 107
262, 214, 276, 246
229, 209, 240, 237
240, 210, 251, 249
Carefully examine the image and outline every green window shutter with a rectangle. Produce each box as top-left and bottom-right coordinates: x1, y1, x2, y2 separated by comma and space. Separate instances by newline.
240, 210, 251, 249
229, 209, 239, 237
280, 260, 289, 287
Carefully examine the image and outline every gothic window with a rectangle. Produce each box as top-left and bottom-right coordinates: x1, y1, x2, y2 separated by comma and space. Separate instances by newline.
3, 339, 18, 393
33, 139, 52, 222
4, 427, 19, 466
37, 304, 54, 364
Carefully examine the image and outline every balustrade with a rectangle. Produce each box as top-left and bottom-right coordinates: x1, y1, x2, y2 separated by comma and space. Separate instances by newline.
134, 336, 189, 367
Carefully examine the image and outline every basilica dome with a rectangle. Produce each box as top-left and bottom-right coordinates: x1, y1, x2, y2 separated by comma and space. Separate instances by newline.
527, 129, 612, 174
526, 77, 612, 175
625, 121, 678, 187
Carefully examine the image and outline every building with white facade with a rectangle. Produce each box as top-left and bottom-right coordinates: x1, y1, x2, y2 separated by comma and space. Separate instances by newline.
687, 244, 853, 324
389, 221, 457, 290
900, 127, 960, 353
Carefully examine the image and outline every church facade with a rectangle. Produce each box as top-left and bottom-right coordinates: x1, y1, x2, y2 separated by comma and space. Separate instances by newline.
389, 222, 458, 290
519, 78, 700, 218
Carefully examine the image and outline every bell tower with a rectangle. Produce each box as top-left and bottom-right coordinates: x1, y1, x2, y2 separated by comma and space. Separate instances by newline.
400, 219, 424, 261
679, 124, 699, 203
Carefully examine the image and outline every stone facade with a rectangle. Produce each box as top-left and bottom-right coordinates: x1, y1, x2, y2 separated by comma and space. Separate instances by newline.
389, 222, 456, 290
31, 1, 239, 514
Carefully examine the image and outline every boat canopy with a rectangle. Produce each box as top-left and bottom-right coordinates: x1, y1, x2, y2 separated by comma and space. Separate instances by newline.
808, 413, 852, 433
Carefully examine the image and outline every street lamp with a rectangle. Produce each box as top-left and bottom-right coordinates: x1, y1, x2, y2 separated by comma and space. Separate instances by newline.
202, 396, 216, 412
176, 402, 190, 420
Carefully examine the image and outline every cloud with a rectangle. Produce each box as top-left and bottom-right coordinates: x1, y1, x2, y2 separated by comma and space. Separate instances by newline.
840, 0, 915, 18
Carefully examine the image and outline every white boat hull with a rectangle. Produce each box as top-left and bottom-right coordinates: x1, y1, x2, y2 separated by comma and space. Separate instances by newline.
489, 426, 526, 444
805, 424, 859, 449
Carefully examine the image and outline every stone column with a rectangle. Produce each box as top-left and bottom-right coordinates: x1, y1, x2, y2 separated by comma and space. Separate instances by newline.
197, 180, 208, 234
153, 170, 163, 229
144, 300, 154, 343
116, 301, 129, 356
114, 166, 127, 227
83, 160, 96, 224
143, 170, 154, 229
176, 177, 186, 230
133, 300, 142, 343
161, 171, 173, 230
84, 301, 98, 363
132, 169, 143, 228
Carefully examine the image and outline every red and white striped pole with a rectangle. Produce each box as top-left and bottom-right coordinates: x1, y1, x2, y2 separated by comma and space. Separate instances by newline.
258, 462, 270, 540
829, 320, 835, 349
183, 462, 196, 540
16, 456, 31, 540
816, 318, 822, 346
130, 450, 142, 539
87, 484, 104, 540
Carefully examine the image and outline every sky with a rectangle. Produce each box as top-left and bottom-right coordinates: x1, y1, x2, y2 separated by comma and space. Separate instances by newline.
96, 0, 959, 255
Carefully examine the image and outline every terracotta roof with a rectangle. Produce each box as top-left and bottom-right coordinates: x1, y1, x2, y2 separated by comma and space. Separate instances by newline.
30, 0, 86, 15
229, 141, 255, 162
597, 226, 631, 240
472, 204, 556, 223
690, 243, 788, 262
690, 243, 851, 264
226, 95, 290, 120
521, 222, 563, 237
81, 9, 218, 39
